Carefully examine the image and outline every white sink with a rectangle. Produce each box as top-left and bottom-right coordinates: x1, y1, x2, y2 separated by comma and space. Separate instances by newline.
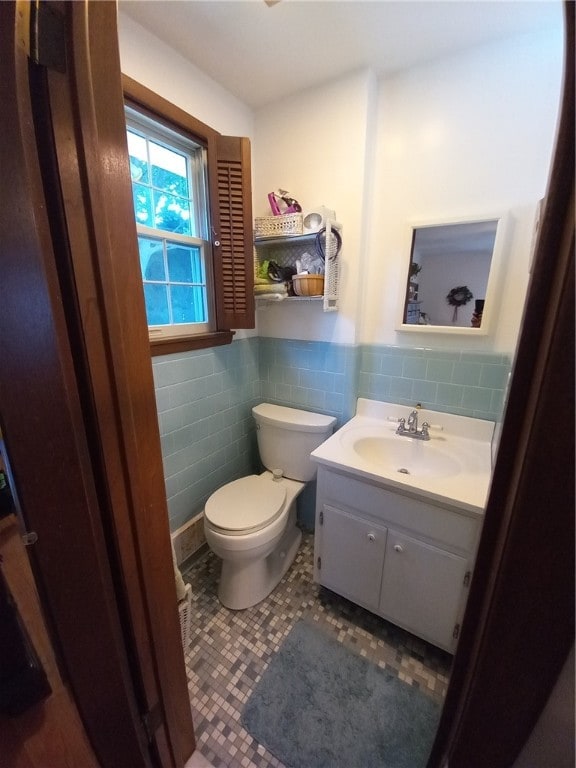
311, 398, 495, 513
345, 433, 461, 478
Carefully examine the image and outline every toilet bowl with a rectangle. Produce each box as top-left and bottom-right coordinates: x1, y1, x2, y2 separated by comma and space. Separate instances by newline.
205, 472, 304, 609
204, 404, 336, 610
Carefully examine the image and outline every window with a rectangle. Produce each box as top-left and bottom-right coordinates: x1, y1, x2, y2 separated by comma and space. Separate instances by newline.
126, 108, 213, 337
123, 76, 255, 355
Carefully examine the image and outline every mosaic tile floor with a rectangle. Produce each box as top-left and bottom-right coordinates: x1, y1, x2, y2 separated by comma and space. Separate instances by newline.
183, 532, 452, 768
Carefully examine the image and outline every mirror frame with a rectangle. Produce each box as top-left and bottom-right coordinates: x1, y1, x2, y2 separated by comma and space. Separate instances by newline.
396, 212, 509, 336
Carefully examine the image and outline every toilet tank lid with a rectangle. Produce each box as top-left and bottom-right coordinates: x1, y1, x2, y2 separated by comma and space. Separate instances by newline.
252, 403, 337, 433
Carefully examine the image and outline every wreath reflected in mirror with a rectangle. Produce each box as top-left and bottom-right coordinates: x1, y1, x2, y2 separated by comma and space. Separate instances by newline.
446, 285, 473, 323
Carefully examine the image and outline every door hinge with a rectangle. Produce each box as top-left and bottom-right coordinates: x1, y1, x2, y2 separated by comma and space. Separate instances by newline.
30, 3, 66, 73
317, 556, 321, 570
319, 510, 324, 525
452, 623, 461, 640
141, 702, 163, 743
463, 570, 471, 587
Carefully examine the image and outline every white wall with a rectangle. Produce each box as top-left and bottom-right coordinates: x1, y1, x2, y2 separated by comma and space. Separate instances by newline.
363, 29, 563, 352
118, 13, 254, 139
253, 69, 378, 344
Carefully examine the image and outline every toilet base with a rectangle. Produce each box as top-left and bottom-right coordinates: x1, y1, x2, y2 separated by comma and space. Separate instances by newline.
218, 522, 302, 610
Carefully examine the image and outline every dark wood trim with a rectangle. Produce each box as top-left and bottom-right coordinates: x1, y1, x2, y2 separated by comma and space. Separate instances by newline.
123, 73, 218, 144
0, 2, 153, 765
151, 330, 235, 356
58, 3, 196, 764
47, 3, 173, 761
429, 5, 575, 766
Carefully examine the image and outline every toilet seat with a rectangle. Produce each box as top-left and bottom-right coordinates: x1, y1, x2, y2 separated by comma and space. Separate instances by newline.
205, 475, 287, 535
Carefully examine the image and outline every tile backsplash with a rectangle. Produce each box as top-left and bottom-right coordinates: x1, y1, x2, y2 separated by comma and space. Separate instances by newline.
258, 338, 359, 427
358, 345, 510, 421
153, 337, 510, 530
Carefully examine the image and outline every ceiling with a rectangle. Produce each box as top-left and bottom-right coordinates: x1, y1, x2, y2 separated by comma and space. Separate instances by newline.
119, 1, 563, 109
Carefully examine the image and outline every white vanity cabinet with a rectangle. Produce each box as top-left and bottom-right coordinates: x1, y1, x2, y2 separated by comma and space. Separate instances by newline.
314, 466, 481, 653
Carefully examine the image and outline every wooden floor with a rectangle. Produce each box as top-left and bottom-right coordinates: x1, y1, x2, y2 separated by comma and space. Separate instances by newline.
0, 513, 99, 768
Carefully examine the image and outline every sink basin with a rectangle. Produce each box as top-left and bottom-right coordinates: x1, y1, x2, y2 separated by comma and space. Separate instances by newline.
311, 399, 495, 513
350, 435, 461, 478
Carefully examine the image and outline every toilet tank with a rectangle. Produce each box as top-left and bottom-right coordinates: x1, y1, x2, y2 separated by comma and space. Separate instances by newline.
252, 403, 337, 482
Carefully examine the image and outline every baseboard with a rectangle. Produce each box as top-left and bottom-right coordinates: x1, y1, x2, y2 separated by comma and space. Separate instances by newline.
171, 514, 206, 566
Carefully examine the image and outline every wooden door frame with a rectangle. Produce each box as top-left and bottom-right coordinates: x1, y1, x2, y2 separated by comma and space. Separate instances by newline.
49, 3, 195, 763
0, 3, 153, 765
0, 2, 194, 766
429, 4, 574, 765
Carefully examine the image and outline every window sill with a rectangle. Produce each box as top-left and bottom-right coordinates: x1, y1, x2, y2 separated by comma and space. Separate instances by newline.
150, 330, 234, 357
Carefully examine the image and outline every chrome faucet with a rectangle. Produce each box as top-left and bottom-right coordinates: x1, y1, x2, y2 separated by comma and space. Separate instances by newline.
406, 409, 418, 433
396, 410, 430, 440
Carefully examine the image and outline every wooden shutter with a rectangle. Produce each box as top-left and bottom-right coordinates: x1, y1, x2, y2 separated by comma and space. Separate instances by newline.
211, 135, 255, 330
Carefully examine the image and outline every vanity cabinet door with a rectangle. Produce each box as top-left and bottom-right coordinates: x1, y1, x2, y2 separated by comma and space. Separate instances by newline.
379, 531, 469, 652
318, 505, 387, 611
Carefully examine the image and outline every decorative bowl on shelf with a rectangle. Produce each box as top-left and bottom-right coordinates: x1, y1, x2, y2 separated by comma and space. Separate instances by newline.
292, 274, 324, 297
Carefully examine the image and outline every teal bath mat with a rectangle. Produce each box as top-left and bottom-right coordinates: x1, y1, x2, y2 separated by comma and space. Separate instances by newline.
241, 619, 441, 768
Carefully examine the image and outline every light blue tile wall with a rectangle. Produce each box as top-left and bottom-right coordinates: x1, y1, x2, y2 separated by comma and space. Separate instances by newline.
152, 338, 261, 531
358, 345, 510, 422
153, 337, 510, 531
258, 338, 359, 427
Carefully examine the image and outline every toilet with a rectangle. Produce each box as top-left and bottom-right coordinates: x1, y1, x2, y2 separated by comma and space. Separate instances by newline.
204, 403, 336, 610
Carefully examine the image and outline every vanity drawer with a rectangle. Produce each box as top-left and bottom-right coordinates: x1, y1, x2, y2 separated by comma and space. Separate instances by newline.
318, 468, 479, 553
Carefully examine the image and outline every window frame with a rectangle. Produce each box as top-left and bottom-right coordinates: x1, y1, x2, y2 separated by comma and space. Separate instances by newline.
126, 108, 214, 337
122, 75, 254, 356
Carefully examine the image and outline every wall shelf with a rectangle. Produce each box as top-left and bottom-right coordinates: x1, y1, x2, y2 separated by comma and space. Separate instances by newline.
253, 222, 341, 312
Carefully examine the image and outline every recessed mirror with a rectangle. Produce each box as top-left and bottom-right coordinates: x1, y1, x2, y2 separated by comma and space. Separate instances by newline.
397, 214, 508, 335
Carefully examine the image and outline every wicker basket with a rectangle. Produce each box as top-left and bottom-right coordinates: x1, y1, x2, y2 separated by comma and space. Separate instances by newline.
254, 213, 303, 238
178, 583, 192, 651
292, 274, 324, 297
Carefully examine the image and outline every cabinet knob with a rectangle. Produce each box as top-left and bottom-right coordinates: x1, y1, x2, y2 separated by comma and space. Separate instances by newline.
367, 533, 376, 542
393, 544, 404, 553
